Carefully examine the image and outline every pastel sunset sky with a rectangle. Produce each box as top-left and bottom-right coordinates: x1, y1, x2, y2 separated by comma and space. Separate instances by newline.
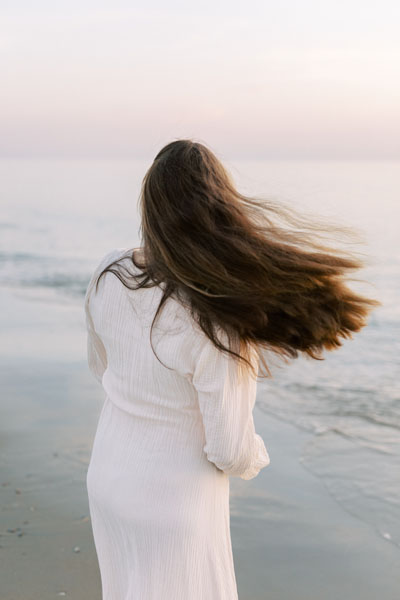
1, 0, 399, 159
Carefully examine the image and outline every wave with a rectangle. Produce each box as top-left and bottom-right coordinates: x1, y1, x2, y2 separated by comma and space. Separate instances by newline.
257, 383, 400, 550
0, 251, 91, 297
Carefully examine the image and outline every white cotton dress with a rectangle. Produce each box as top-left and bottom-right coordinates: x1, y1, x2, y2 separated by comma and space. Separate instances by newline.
84, 247, 271, 600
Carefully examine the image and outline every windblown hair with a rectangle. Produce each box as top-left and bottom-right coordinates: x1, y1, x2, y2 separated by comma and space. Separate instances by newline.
96, 138, 380, 379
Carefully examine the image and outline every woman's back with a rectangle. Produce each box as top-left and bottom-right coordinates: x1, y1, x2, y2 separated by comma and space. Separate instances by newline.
88, 247, 204, 421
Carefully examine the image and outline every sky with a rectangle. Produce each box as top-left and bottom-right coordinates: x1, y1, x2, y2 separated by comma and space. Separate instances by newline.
1, 0, 399, 160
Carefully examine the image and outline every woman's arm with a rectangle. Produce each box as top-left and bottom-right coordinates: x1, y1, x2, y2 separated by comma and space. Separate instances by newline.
191, 334, 270, 480
84, 266, 108, 384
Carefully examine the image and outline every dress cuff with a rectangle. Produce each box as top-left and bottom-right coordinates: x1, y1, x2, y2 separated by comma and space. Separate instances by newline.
239, 434, 271, 481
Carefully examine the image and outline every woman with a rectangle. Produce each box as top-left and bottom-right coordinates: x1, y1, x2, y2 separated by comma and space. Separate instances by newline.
84, 139, 379, 599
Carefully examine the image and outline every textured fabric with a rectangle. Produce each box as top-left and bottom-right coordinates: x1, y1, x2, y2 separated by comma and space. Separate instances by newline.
84, 247, 271, 600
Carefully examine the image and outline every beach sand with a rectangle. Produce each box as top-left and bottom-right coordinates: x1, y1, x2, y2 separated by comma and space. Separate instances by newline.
0, 287, 399, 599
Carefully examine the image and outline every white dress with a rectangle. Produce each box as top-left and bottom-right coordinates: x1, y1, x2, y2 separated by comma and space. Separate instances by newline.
84, 247, 271, 600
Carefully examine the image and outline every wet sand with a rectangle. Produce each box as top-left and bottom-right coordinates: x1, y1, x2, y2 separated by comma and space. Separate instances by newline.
0, 287, 399, 599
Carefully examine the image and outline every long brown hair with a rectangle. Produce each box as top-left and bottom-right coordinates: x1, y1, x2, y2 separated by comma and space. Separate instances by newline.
96, 138, 381, 378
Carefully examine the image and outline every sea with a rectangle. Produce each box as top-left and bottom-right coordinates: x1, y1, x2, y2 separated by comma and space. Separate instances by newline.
0, 157, 399, 549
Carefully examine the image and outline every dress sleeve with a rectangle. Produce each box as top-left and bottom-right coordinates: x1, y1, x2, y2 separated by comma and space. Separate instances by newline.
83, 247, 127, 384
84, 266, 108, 384
191, 332, 270, 480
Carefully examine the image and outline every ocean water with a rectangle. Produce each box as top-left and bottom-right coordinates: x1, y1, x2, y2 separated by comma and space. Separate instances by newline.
1, 157, 399, 549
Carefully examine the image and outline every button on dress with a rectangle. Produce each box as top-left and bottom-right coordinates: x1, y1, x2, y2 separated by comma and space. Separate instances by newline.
84, 247, 271, 600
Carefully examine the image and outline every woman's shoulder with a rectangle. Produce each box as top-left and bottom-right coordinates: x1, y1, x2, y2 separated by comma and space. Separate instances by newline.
96, 246, 132, 270
85, 247, 131, 300
90, 246, 143, 281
